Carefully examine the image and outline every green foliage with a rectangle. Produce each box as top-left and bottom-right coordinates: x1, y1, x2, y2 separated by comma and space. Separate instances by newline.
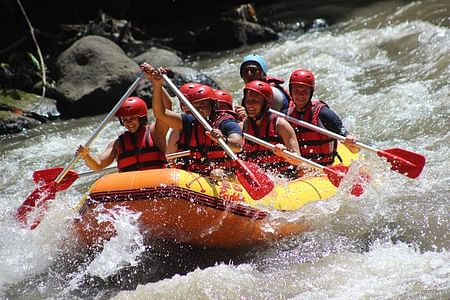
27, 52, 42, 74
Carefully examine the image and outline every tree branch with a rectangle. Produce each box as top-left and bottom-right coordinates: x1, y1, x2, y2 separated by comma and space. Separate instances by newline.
16, 0, 47, 98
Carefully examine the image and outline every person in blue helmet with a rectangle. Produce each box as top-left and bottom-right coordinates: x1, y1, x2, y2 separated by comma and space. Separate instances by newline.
239, 54, 291, 112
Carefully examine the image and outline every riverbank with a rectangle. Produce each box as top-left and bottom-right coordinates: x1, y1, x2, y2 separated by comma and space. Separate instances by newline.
0, 0, 390, 135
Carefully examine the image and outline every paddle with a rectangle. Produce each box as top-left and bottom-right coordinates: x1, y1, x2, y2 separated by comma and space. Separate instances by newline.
31, 150, 191, 186
16, 72, 146, 229
269, 109, 425, 179
243, 133, 365, 196
162, 74, 274, 200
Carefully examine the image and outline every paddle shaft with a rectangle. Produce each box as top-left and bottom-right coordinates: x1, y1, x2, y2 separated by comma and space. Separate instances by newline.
48, 151, 191, 183
162, 74, 238, 160
54, 72, 145, 184
269, 109, 378, 152
243, 133, 325, 171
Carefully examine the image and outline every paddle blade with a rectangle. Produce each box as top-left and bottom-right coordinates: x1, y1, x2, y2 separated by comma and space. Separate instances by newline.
323, 165, 348, 187
323, 165, 366, 197
377, 148, 425, 179
33, 167, 79, 191
15, 182, 57, 227
235, 160, 275, 200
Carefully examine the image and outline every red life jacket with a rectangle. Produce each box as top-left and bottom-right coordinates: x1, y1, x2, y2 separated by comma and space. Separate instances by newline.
117, 125, 166, 172
177, 111, 238, 176
287, 100, 338, 166
243, 112, 297, 178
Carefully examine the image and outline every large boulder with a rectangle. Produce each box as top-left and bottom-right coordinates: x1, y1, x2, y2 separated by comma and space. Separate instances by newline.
133, 47, 183, 67
55, 35, 140, 118
137, 66, 222, 101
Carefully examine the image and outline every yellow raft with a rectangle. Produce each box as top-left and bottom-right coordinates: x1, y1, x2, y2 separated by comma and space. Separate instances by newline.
74, 144, 358, 248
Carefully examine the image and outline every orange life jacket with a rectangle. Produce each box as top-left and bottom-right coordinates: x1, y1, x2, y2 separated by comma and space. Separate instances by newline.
287, 100, 338, 166
243, 112, 297, 178
117, 125, 166, 172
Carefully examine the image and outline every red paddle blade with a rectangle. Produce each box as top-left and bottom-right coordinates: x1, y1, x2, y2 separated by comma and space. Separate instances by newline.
323, 165, 348, 187
323, 165, 366, 197
377, 148, 425, 179
15, 182, 57, 227
33, 167, 79, 190
235, 160, 275, 200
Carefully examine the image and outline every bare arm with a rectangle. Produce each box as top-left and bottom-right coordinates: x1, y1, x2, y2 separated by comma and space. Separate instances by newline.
77, 139, 118, 171
162, 86, 173, 111
226, 133, 243, 153
275, 118, 302, 165
166, 128, 181, 154
141, 63, 183, 130
150, 122, 168, 153
277, 118, 300, 154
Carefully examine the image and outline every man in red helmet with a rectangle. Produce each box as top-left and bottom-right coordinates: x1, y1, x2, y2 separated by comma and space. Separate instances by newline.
76, 97, 168, 172
241, 80, 302, 179
141, 63, 243, 177
287, 68, 359, 166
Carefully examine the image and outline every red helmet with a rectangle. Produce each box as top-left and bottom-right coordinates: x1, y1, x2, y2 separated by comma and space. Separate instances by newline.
289, 69, 315, 90
186, 84, 216, 105
115, 97, 148, 117
214, 89, 233, 109
179, 82, 201, 98
243, 80, 273, 106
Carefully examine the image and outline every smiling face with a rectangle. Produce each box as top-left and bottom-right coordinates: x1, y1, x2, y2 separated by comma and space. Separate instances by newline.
121, 116, 141, 133
244, 90, 266, 118
290, 84, 313, 110
241, 63, 265, 83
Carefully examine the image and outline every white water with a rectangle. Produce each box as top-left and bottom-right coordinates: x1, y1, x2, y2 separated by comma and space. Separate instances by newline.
1, 0, 449, 299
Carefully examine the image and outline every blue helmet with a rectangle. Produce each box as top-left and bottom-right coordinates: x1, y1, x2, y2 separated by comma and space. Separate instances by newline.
240, 54, 268, 76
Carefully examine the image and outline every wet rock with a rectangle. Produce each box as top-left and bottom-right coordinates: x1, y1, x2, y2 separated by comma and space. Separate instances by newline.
310, 18, 329, 30
55, 35, 139, 118
178, 19, 279, 51
137, 66, 221, 102
168, 66, 221, 89
133, 47, 183, 67
0, 116, 41, 135
0, 90, 59, 135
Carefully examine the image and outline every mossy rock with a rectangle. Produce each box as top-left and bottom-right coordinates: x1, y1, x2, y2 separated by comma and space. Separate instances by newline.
0, 89, 59, 135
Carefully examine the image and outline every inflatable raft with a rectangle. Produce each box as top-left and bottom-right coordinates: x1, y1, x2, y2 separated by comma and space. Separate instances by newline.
74, 144, 358, 248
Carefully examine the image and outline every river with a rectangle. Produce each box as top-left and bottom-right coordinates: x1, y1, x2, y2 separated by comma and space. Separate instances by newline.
1, 0, 449, 299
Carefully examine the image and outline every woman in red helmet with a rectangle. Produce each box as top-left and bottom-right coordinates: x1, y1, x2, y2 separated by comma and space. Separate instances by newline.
214, 89, 233, 111
76, 97, 167, 172
141, 63, 243, 176
287, 68, 359, 166
241, 80, 302, 179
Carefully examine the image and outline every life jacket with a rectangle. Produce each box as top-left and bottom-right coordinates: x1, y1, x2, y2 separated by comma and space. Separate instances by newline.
243, 112, 297, 178
266, 76, 291, 111
287, 100, 338, 166
177, 111, 238, 176
117, 125, 166, 172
